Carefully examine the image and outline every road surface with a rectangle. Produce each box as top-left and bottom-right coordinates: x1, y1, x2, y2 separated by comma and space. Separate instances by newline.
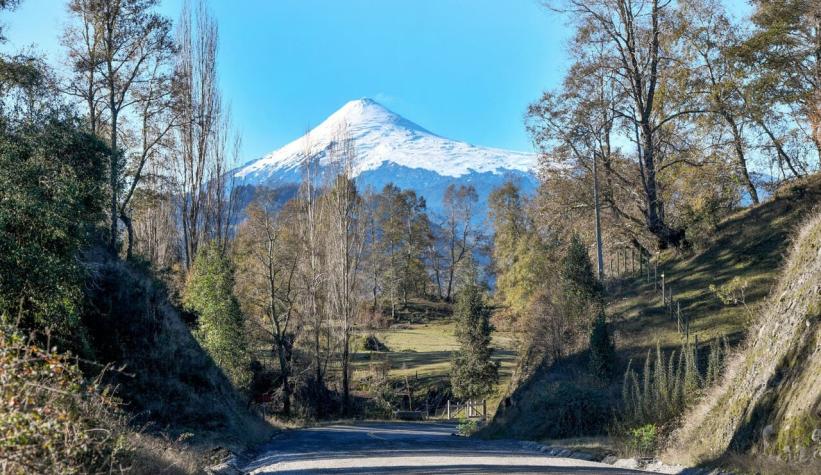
242, 421, 647, 474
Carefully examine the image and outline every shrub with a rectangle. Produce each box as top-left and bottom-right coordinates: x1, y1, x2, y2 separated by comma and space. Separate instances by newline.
0, 117, 108, 346
627, 424, 658, 457
184, 243, 251, 390
361, 357, 396, 418
362, 334, 390, 352
0, 327, 131, 474
506, 379, 612, 439
619, 339, 727, 430
589, 309, 616, 379
457, 418, 479, 436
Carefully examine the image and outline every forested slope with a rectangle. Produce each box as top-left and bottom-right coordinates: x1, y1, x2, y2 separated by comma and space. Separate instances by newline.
487, 175, 821, 445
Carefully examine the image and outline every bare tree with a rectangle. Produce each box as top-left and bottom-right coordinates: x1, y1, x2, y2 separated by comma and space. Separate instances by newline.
203, 112, 240, 254
426, 225, 445, 300
297, 133, 328, 387
62, 2, 104, 135
64, 0, 173, 253
172, 0, 223, 268
442, 184, 478, 301
119, 44, 176, 258
553, 0, 702, 248
131, 157, 178, 268
681, 0, 759, 204
323, 125, 365, 412
235, 194, 301, 414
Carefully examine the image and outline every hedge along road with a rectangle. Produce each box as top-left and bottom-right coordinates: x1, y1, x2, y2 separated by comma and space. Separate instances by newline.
242, 421, 646, 474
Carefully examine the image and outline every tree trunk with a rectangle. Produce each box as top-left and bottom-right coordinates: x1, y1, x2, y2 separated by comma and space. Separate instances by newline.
120, 210, 134, 260
445, 267, 455, 302
314, 313, 323, 386
640, 121, 685, 249
592, 153, 604, 280
341, 332, 350, 414
109, 109, 119, 254
277, 342, 291, 414
723, 113, 759, 204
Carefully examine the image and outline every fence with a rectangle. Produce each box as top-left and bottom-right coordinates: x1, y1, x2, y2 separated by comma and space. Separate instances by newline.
606, 247, 693, 341
445, 399, 487, 421
393, 399, 488, 422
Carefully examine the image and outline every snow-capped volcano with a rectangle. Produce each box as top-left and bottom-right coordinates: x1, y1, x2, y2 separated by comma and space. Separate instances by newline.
233, 98, 538, 218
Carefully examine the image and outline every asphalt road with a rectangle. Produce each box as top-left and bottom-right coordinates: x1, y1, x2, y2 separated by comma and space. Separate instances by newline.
242, 421, 647, 474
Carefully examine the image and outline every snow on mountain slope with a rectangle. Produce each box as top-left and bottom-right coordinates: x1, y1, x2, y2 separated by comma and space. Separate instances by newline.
233, 98, 539, 218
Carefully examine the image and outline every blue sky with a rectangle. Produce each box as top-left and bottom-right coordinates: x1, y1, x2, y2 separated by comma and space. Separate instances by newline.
1, 0, 751, 161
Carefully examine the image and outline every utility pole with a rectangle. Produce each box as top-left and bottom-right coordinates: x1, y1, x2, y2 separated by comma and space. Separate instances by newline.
593, 152, 604, 281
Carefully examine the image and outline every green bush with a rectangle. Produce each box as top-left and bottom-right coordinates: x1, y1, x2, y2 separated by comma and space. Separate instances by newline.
184, 243, 251, 390
457, 418, 479, 436
0, 116, 108, 346
589, 309, 616, 379
0, 327, 131, 474
627, 424, 658, 457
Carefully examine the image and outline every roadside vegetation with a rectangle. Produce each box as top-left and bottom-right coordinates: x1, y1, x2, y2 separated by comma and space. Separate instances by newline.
484, 0, 820, 472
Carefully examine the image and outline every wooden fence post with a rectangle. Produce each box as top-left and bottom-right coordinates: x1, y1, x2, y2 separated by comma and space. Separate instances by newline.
646, 256, 650, 283
661, 273, 665, 307
654, 265, 658, 290
483, 400, 487, 421
676, 301, 682, 334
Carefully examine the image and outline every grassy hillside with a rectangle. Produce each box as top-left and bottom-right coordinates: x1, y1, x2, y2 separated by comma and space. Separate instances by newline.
666, 209, 821, 470
80, 251, 275, 472
612, 175, 821, 355
351, 303, 518, 417
487, 174, 821, 441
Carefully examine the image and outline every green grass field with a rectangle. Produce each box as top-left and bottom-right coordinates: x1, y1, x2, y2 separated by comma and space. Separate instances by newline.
352, 320, 518, 414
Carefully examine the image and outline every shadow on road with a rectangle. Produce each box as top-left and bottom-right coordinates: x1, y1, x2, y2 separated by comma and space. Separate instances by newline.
244, 422, 644, 474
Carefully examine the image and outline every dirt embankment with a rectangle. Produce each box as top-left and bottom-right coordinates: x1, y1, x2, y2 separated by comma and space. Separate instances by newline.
667, 211, 821, 465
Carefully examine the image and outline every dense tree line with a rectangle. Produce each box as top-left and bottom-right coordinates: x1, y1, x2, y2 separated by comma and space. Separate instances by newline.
529, 0, 819, 253
226, 134, 486, 414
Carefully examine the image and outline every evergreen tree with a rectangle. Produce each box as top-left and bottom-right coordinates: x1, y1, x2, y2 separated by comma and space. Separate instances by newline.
184, 243, 250, 389
561, 234, 602, 303
588, 308, 616, 379
450, 271, 499, 402
0, 93, 108, 344
560, 234, 603, 331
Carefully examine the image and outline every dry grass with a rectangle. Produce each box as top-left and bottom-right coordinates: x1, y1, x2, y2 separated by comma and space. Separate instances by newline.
488, 175, 821, 451
127, 433, 205, 475
664, 207, 821, 466
716, 452, 821, 475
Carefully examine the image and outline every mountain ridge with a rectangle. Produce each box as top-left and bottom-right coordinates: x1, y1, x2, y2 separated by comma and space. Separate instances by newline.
232, 99, 539, 217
